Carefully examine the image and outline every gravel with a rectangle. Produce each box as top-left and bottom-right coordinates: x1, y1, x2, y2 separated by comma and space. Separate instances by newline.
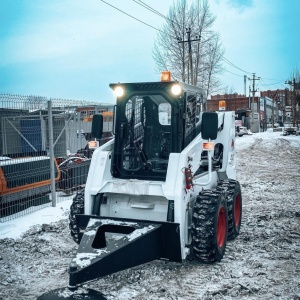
0, 132, 299, 300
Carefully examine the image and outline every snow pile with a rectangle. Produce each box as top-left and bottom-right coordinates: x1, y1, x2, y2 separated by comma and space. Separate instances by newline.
0, 197, 73, 239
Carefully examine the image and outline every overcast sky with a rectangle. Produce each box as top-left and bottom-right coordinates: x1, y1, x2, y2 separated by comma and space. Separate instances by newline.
0, 0, 299, 103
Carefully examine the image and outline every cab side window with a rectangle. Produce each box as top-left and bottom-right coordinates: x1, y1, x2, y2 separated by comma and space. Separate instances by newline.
184, 93, 202, 147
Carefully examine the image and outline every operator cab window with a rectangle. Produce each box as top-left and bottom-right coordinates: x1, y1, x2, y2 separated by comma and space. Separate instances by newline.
122, 95, 172, 173
159, 103, 171, 125
184, 93, 202, 147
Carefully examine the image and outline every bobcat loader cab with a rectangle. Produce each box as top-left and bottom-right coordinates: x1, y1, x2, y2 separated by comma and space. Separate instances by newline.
37, 73, 242, 300
108, 79, 205, 181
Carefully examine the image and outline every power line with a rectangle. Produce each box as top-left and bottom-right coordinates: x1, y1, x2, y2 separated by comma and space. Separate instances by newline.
261, 76, 287, 82
259, 78, 271, 90
222, 68, 245, 77
100, 0, 272, 87
260, 78, 287, 87
260, 78, 286, 89
133, 0, 168, 21
265, 81, 286, 87
133, 0, 182, 28
100, 0, 171, 36
221, 56, 252, 75
134, 1, 254, 79
221, 58, 285, 89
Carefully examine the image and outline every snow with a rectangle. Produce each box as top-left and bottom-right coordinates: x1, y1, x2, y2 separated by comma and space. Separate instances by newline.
1, 130, 295, 239
74, 250, 109, 268
0, 130, 300, 300
235, 129, 300, 149
0, 130, 296, 240
127, 225, 156, 241
0, 196, 73, 239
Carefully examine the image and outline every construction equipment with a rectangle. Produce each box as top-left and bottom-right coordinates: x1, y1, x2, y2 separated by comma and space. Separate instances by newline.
57, 155, 91, 195
0, 156, 60, 217
37, 73, 242, 299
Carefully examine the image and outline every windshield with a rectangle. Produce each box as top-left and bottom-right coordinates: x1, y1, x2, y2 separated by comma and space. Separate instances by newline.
121, 94, 171, 174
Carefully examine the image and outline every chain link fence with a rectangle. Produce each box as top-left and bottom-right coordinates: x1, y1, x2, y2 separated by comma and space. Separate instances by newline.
0, 93, 113, 222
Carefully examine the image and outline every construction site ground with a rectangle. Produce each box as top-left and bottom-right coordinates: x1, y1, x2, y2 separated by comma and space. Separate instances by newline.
0, 131, 299, 300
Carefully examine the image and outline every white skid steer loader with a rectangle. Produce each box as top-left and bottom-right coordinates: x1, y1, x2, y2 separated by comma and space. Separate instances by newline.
38, 73, 242, 300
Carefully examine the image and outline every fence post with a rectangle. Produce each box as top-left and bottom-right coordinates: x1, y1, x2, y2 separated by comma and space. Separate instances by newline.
48, 100, 57, 207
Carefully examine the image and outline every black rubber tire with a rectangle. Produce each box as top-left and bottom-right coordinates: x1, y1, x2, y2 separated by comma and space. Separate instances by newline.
217, 179, 242, 240
69, 189, 85, 244
191, 190, 228, 263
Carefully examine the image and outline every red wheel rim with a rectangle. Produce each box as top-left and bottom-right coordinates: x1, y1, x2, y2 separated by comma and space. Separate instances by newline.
234, 193, 242, 227
217, 206, 226, 248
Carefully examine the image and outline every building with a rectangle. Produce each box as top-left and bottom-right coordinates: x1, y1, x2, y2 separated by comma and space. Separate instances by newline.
208, 92, 284, 132
76, 104, 114, 121
208, 94, 260, 132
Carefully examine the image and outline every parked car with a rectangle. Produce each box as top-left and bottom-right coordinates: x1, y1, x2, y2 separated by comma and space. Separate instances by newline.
283, 126, 297, 136
236, 126, 249, 137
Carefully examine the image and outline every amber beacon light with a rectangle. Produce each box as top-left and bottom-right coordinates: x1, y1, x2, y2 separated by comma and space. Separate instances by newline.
219, 100, 226, 111
161, 71, 171, 81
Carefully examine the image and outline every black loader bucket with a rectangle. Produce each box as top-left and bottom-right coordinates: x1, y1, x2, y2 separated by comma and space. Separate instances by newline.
37, 216, 181, 300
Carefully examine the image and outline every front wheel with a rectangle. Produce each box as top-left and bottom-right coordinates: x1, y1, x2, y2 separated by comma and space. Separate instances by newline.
69, 189, 85, 244
191, 190, 228, 263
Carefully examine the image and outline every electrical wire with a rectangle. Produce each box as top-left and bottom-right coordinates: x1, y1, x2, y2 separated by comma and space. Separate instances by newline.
259, 77, 286, 89
100, 0, 174, 37
133, 0, 169, 21
221, 56, 252, 75
222, 68, 245, 77
101, 0, 284, 91
222, 60, 285, 90
133, 0, 183, 30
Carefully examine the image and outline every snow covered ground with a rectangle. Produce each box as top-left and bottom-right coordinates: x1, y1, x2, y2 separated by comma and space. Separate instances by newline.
0, 197, 73, 239
0, 130, 299, 300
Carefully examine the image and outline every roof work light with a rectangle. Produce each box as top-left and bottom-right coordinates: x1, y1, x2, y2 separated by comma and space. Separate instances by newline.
114, 86, 124, 97
171, 84, 182, 96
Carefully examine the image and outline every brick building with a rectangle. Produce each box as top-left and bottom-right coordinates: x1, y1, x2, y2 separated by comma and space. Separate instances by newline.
208, 94, 260, 131
208, 92, 284, 132
260, 89, 289, 106
208, 94, 257, 112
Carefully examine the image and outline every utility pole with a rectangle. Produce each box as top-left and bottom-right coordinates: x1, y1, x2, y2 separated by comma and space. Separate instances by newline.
186, 28, 193, 85
264, 97, 267, 132
177, 31, 186, 83
285, 78, 296, 126
271, 90, 279, 128
178, 28, 200, 86
248, 73, 260, 132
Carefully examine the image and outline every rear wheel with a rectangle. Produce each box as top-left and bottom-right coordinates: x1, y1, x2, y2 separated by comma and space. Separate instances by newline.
69, 189, 85, 244
191, 190, 228, 263
217, 179, 242, 240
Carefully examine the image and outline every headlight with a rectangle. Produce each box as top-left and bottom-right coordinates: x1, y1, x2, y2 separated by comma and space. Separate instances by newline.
171, 84, 182, 96
114, 86, 124, 97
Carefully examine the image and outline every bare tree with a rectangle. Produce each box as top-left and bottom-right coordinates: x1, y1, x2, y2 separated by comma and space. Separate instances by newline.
202, 33, 224, 96
153, 0, 224, 96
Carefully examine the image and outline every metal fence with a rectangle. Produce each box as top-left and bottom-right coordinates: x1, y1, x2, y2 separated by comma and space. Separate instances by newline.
0, 93, 113, 222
